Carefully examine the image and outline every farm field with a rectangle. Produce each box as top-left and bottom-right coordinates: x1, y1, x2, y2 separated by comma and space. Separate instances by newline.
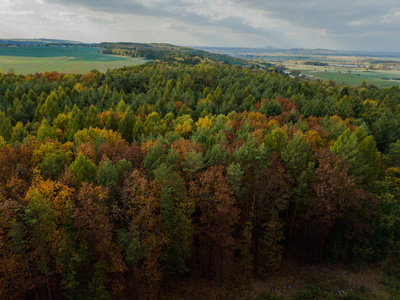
218, 49, 400, 87
303, 71, 400, 88
274, 54, 400, 87
0, 46, 149, 74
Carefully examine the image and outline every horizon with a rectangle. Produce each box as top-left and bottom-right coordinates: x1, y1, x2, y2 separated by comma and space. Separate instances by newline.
3, 38, 400, 55
1, 0, 399, 52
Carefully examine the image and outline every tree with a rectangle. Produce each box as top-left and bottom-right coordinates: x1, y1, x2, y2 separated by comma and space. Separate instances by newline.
173, 114, 194, 137
41, 152, 68, 180
331, 127, 380, 185
116, 99, 127, 113
37, 119, 56, 140
263, 127, 287, 154
0, 111, 12, 141
23, 193, 57, 300
10, 122, 27, 144
143, 141, 166, 174
121, 170, 166, 298
68, 106, 86, 133
144, 112, 167, 137
257, 212, 284, 273
312, 149, 369, 261
259, 99, 283, 116
85, 105, 102, 128
97, 159, 119, 192
182, 150, 204, 175
118, 107, 135, 143
154, 163, 194, 276
205, 143, 230, 167
69, 154, 97, 183
72, 183, 125, 297
388, 140, 400, 167
105, 110, 118, 131
371, 111, 400, 153
132, 119, 144, 141
0, 135, 5, 147
282, 133, 310, 177
41, 91, 60, 121
194, 166, 240, 283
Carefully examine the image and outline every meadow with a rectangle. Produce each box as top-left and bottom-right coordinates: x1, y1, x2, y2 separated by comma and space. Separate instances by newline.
0, 46, 149, 74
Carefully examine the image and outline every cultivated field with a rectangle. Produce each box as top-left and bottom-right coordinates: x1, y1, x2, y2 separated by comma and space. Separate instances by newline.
303, 70, 400, 88
225, 50, 400, 88
0, 46, 149, 74
270, 54, 400, 87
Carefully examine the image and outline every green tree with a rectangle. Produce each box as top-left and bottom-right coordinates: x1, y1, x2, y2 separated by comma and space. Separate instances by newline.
97, 159, 119, 191
41, 152, 68, 180
282, 133, 310, 177
264, 127, 288, 154
105, 110, 118, 131
182, 150, 204, 174
85, 105, 102, 128
10, 122, 27, 144
388, 140, 400, 167
69, 154, 97, 183
116, 99, 127, 113
205, 143, 230, 167
41, 91, 60, 121
23, 193, 57, 300
331, 127, 380, 184
0, 111, 12, 141
118, 107, 135, 143
37, 119, 56, 140
260, 99, 283, 116
154, 163, 194, 275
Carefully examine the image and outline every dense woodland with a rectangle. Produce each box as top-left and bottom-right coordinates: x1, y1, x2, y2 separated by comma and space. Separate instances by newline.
99, 42, 274, 69
0, 54, 400, 299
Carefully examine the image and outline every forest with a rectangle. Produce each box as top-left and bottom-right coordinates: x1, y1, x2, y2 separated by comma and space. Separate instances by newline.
0, 54, 400, 299
99, 42, 275, 70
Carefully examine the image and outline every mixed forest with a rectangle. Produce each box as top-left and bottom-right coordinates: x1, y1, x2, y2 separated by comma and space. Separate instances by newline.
0, 46, 400, 299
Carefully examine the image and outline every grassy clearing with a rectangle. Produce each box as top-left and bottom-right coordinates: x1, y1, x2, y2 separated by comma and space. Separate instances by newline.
0, 46, 149, 74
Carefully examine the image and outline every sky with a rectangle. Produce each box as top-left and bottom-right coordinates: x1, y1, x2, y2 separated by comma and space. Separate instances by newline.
0, 0, 399, 51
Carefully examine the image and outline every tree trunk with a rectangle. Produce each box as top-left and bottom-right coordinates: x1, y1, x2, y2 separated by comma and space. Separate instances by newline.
25, 259, 39, 300
219, 252, 224, 288
44, 266, 52, 300
289, 201, 298, 243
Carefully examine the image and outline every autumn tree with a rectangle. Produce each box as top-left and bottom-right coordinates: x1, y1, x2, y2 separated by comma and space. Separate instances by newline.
195, 166, 240, 284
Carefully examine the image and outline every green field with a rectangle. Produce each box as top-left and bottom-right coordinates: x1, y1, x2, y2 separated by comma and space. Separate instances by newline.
0, 46, 149, 74
304, 71, 400, 87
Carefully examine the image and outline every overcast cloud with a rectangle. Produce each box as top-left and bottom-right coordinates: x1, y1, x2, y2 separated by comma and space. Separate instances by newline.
0, 0, 399, 51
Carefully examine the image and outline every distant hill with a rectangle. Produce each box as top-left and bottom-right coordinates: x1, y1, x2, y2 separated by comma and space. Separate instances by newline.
0, 40, 275, 68
99, 42, 274, 67
281, 48, 341, 55
194, 46, 284, 54
0, 38, 85, 46
193, 46, 341, 56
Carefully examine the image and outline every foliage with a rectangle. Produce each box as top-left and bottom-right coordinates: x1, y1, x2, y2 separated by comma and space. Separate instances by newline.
69, 153, 97, 183
0, 51, 399, 298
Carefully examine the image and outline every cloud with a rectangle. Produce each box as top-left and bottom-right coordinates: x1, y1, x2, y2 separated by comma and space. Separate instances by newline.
0, 10, 35, 16
0, 0, 399, 50
230, 0, 400, 46
40, 0, 276, 38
